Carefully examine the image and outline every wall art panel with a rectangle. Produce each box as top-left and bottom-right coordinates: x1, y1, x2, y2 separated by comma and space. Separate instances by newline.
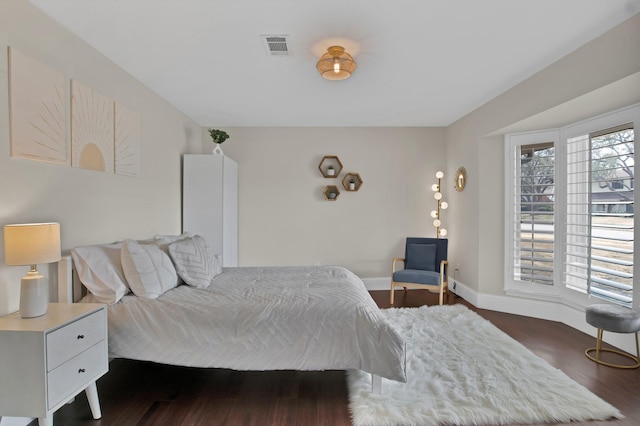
8, 47, 67, 164
71, 80, 114, 172
114, 102, 141, 177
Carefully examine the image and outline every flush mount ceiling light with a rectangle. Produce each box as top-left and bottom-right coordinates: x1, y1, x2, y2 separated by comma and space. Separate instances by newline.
316, 46, 357, 80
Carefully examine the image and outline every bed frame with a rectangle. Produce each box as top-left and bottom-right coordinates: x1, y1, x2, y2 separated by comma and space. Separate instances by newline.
57, 255, 83, 304
56, 254, 384, 394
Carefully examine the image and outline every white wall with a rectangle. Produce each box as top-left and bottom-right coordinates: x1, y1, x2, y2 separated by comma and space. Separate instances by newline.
440, 13, 640, 355
202, 127, 446, 278
446, 13, 640, 306
199, 14, 640, 289
0, 1, 202, 316
1, 0, 638, 337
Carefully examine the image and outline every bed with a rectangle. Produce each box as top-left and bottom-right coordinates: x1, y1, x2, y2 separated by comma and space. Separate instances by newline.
57, 233, 407, 391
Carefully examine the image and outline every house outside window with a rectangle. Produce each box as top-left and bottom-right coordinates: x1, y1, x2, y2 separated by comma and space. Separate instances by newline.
505, 104, 639, 310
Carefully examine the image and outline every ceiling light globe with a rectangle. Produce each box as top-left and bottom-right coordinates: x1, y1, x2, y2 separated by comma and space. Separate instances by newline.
433, 219, 441, 227
434, 192, 442, 200
440, 228, 448, 237
436, 171, 444, 179
440, 201, 448, 209
430, 210, 438, 218
317, 46, 357, 80
431, 184, 439, 192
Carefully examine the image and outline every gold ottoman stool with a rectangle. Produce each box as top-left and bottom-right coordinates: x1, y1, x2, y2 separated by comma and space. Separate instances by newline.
585, 304, 640, 369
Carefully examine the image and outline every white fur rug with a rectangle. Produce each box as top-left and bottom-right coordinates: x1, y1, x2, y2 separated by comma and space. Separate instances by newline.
348, 304, 622, 426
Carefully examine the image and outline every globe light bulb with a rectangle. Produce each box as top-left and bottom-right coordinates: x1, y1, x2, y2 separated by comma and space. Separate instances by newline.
433, 219, 441, 227
440, 228, 448, 237
440, 201, 448, 209
436, 171, 444, 179
333, 59, 340, 73
431, 183, 439, 192
434, 192, 442, 200
430, 210, 438, 218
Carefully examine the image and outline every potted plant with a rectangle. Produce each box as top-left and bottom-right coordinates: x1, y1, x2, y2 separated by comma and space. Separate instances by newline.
208, 128, 230, 155
349, 179, 356, 190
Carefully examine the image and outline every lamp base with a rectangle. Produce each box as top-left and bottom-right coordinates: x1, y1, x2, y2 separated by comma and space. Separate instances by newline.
20, 272, 49, 318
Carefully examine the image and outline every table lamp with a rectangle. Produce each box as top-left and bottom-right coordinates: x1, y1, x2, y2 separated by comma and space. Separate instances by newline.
4, 223, 61, 318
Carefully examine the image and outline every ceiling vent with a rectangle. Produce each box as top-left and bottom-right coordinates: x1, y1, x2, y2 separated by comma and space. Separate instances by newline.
262, 35, 290, 56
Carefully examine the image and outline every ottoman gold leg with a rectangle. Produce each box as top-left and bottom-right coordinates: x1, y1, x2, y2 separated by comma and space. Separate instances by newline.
585, 329, 640, 369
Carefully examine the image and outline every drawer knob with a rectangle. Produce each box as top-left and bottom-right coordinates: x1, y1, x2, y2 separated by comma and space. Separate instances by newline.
77, 334, 85, 339
78, 368, 86, 373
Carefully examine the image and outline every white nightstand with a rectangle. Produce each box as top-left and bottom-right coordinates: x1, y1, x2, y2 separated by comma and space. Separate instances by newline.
0, 303, 108, 426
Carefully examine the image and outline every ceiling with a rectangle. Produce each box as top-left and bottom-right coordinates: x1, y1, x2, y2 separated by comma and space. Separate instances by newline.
30, 0, 640, 128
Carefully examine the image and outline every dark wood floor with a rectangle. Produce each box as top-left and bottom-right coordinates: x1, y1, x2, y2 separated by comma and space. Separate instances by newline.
51, 290, 640, 426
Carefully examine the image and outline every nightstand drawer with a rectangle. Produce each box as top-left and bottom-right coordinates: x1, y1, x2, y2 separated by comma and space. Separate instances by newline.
46, 309, 106, 371
47, 340, 107, 410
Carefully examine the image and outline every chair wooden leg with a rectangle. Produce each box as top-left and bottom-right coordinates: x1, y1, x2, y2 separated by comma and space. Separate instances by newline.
390, 283, 395, 305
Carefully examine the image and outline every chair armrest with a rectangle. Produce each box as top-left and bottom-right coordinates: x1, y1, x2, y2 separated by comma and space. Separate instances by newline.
392, 257, 405, 273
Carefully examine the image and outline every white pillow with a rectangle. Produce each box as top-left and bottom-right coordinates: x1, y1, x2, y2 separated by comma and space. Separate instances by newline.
121, 239, 179, 299
71, 242, 129, 305
168, 235, 222, 289
154, 232, 193, 252
153, 232, 193, 284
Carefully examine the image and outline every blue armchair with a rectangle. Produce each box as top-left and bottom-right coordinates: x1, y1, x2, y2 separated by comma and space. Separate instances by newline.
391, 237, 449, 305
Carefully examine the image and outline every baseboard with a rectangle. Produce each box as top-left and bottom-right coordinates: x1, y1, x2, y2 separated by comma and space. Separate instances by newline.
476, 292, 637, 355
0, 417, 32, 426
364, 276, 636, 355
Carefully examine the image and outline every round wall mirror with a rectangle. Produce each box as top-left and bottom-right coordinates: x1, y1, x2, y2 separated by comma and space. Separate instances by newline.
455, 166, 467, 192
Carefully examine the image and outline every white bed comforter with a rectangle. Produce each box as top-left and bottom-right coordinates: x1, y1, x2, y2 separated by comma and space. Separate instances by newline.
104, 266, 407, 382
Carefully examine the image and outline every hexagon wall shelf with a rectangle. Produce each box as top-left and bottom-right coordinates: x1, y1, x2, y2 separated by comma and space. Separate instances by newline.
318, 155, 343, 178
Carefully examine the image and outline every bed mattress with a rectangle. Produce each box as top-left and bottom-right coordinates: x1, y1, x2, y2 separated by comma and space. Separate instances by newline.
98, 265, 407, 382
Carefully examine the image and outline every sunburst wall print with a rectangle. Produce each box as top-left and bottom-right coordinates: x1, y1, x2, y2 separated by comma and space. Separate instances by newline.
71, 80, 114, 172
8, 47, 67, 164
115, 102, 141, 177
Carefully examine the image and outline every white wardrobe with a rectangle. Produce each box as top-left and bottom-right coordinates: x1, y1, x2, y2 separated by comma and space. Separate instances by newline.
182, 154, 238, 267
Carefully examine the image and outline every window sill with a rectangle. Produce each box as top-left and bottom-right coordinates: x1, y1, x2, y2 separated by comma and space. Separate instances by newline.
504, 287, 590, 311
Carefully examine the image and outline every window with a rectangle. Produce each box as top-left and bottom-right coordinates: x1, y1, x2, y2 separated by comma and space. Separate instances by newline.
515, 143, 555, 285
565, 125, 634, 307
505, 104, 639, 309
506, 129, 559, 295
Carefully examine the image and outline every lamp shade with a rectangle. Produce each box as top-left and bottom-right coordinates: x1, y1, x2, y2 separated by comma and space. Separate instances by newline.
4, 223, 61, 266
316, 46, 357, 80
